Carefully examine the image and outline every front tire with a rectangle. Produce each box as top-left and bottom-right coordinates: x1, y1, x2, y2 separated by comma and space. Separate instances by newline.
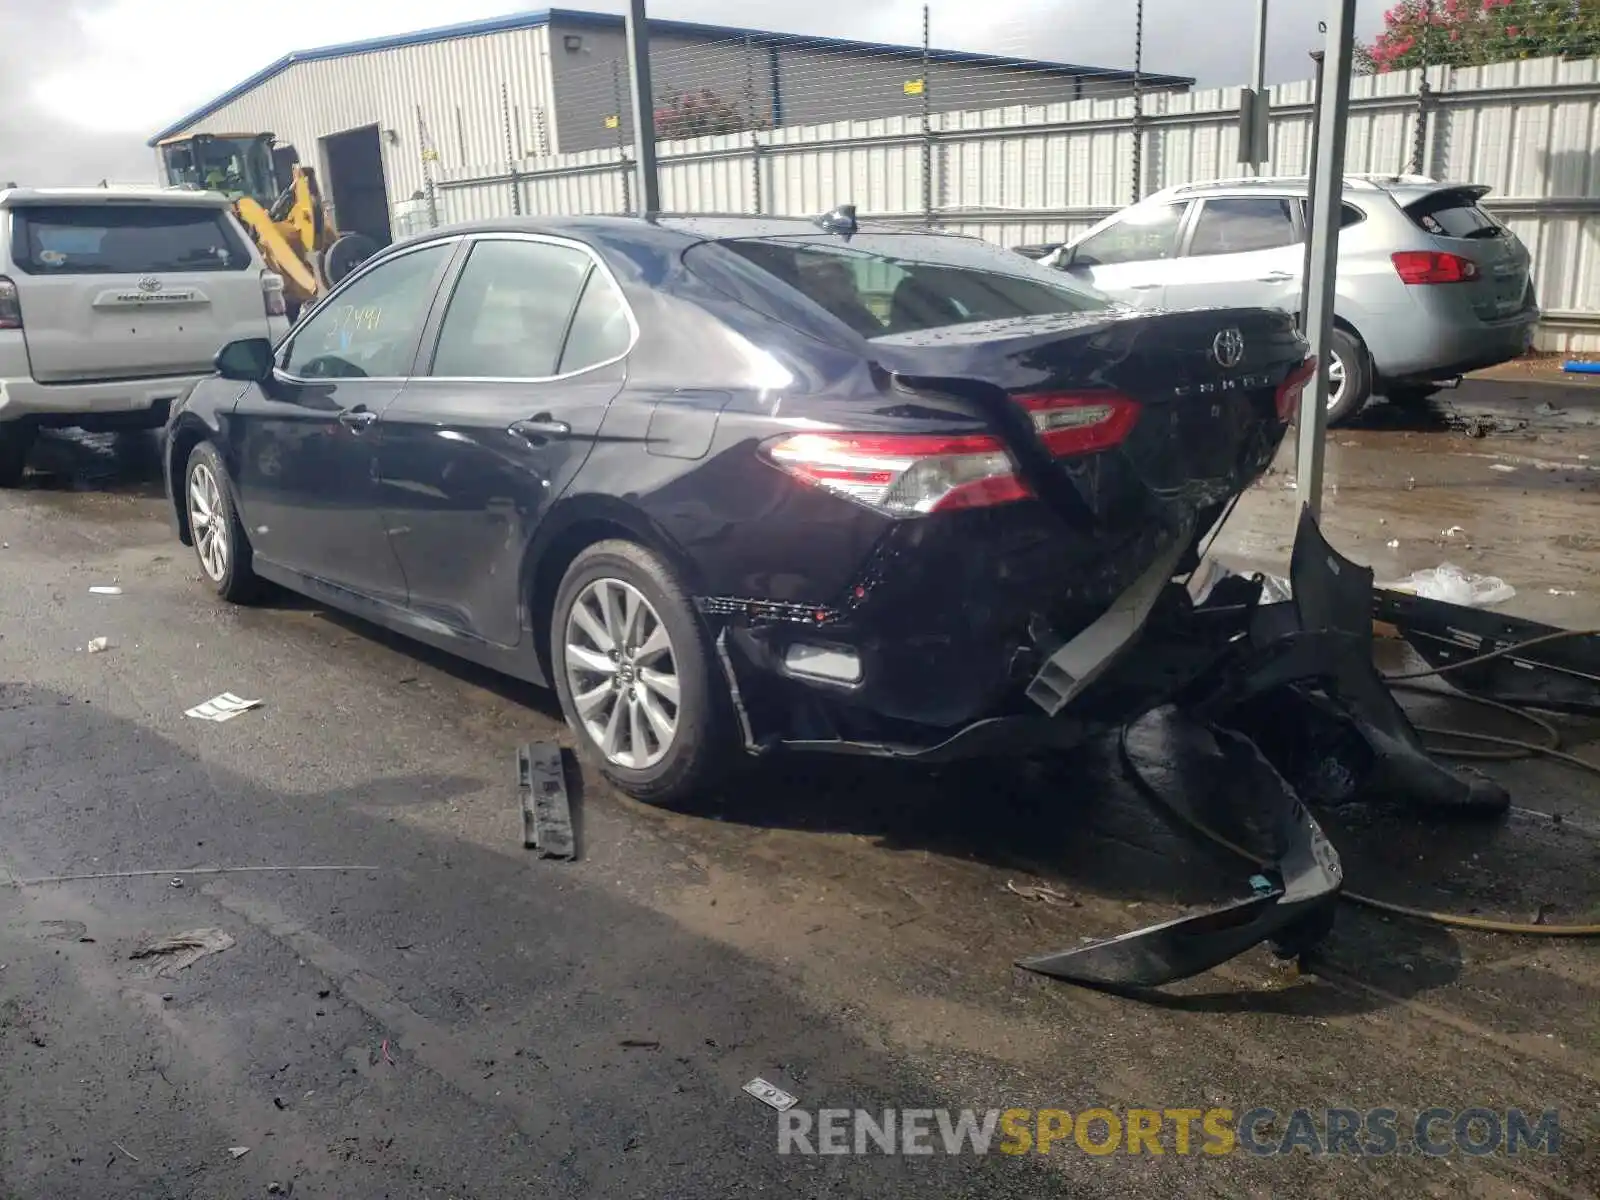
184, 442, 260, 603
550, 539, 731, 805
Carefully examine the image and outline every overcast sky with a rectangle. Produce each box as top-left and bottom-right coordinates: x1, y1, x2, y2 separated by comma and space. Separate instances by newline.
2, 0, 1387, 186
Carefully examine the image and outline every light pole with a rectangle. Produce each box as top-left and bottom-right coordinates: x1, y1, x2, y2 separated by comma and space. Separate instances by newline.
1247, 0, 1269, 174
1295, 0, 1359, 523
624, 0, 660, 215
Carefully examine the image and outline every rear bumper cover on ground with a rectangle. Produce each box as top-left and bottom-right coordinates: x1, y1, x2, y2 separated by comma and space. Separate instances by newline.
711, 507, 1504, 989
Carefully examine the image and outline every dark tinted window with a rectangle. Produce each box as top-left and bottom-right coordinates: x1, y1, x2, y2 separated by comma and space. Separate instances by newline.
1188, 197, 1298, 256
284, 244, 450, 379
431, 239, 592, 378
10, 204, 249, 274
1072, 203, 1187, 267
558, 271, 632, 374
1296, 201, 1367, 229
724, 235, 1104, 338
1405, 190, 1504, 239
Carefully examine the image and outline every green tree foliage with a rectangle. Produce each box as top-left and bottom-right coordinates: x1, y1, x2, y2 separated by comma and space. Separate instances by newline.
1357, 0, 1600, 72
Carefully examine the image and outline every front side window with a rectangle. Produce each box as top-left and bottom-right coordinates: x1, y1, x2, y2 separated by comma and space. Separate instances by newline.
283, 243, 451, 379
430, 239, 595, 378
1188, 197, 1299, 256
1072, 203, 1187, 268
10, 204, 250, 274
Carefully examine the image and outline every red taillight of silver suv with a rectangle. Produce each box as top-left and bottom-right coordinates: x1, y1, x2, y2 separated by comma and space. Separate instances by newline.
0, 276, 21, 330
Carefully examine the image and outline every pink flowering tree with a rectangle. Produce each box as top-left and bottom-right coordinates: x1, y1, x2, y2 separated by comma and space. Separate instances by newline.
653, 89, 750, 139
1357, 0, 1600, 72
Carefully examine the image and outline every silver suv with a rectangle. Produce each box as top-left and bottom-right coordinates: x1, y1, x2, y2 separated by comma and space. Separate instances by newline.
0, 187, 290, 485
1043, 175, 1538, 424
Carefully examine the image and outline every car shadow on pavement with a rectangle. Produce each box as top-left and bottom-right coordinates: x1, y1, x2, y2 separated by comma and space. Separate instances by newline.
0, 681, 1091, 1199
18, 430, 166, 498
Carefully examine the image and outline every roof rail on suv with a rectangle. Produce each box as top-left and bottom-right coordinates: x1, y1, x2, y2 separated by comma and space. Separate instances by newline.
1165, 173, 1437, 196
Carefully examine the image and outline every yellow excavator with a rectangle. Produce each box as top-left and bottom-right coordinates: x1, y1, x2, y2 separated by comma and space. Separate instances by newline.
157, 131, 377, 321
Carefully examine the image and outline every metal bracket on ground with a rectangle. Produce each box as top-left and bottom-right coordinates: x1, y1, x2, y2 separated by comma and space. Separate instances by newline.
518, 743, 576, 860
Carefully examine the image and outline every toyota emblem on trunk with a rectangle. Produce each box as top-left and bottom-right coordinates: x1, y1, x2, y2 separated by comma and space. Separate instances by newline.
1211, 327, 1245, 368
137, 276, 162, 293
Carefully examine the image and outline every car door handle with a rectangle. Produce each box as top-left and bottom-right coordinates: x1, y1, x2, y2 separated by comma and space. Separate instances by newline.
337, 405, 377, 431
1128, 283, 1162, 290
509, 416, 571, 444
1258, 272, 1296, 282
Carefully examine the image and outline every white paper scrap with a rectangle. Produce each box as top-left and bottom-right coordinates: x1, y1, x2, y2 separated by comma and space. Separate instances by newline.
185, 693, 262, 723
743, 1078, 799, 1112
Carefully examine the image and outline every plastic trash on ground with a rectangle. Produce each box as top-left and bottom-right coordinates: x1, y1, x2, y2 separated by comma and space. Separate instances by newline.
1383, 564, 1516, 607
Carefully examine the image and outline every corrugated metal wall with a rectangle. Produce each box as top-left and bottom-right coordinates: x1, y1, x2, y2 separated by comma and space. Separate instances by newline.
432, 54, 1600, 351
164, 26, 560, 229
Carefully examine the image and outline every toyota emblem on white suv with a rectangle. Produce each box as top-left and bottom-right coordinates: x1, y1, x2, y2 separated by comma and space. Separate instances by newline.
1211, 327, 1245, 369
136, 276, 162, 293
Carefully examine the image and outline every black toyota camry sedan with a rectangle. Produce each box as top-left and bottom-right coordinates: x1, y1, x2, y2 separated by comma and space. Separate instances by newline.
165, 211, 1312, 804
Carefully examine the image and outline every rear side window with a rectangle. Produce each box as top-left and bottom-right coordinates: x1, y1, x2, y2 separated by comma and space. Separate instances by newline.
1188, 197, 1298, 256
430, 239, 593, 378
723, 235, 1104, 338
9, 204, 250, 274
1405, 190, 1504, 240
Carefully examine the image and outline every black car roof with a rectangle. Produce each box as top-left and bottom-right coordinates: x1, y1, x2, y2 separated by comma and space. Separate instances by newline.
387, 212, 951, 254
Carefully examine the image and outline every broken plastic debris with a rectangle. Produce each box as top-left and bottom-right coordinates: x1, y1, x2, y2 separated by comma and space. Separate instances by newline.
1548, 588, 1577, 597
1384, 564, 1515, 607
743, 1078, 799, 1112
185, 693, 262, 722
130, 928, 235, 977
1386, 539, 1400, 549
89, 586, 123, 595
228, 1146, 250, 1159
1006, 879, 1071, 905
86, 637, 110, 654
1441, 526, 1466, 539
1489, 463, 1516, 473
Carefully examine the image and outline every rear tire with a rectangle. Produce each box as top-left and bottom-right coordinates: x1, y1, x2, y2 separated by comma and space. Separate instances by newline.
184, 442, 261, 604
1325, 329, 1372, 427
550, 539, 732, 806
0, 424, 36, 488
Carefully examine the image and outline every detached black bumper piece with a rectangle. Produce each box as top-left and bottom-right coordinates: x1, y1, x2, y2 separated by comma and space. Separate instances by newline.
1018, 720, 1342, 989
1017, 507, 1508, 992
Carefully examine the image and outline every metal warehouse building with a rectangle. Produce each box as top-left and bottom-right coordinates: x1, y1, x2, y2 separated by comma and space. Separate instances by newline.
146, 7, 1190, 249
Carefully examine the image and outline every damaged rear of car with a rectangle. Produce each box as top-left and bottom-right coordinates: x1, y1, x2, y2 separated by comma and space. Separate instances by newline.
662, 225, 1313, 761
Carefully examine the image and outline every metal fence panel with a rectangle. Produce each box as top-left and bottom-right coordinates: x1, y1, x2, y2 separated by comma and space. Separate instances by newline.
433, 53, 1600, 351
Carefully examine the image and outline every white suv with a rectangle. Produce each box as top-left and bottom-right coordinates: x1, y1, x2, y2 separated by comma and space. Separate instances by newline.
0, 187, 290, 485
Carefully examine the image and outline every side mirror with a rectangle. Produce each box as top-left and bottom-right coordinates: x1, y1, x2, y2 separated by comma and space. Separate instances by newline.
1056, 245, 1079, 269
214, 337, 275, 382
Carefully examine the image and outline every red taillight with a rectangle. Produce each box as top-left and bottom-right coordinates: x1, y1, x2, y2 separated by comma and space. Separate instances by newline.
764, 431, 1030, 515
0, 276, 21, 330
1013, 391, 1140, 456
261, 270, 287, 318
1275, 355, 1318, 421
1392, 250, 1480, 284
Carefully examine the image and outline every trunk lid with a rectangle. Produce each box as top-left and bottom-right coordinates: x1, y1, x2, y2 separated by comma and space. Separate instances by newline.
1396, 185, 1533, 320
8, 199, 263, 383
869, 305, 1306, 530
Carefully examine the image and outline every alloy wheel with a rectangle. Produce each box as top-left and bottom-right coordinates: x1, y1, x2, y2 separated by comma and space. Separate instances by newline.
188, 462, 230, 583
563, 577, 681, 770
1326, 351, 1346, 409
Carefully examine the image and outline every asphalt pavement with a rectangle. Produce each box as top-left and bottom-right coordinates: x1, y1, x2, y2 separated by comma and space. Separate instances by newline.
2, 380, 1598, 1198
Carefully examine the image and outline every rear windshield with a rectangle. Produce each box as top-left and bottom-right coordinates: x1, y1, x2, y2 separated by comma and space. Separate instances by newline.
9, 204, 250, 274
720, 233, 1107, 339
1404, 190, 1504, 240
